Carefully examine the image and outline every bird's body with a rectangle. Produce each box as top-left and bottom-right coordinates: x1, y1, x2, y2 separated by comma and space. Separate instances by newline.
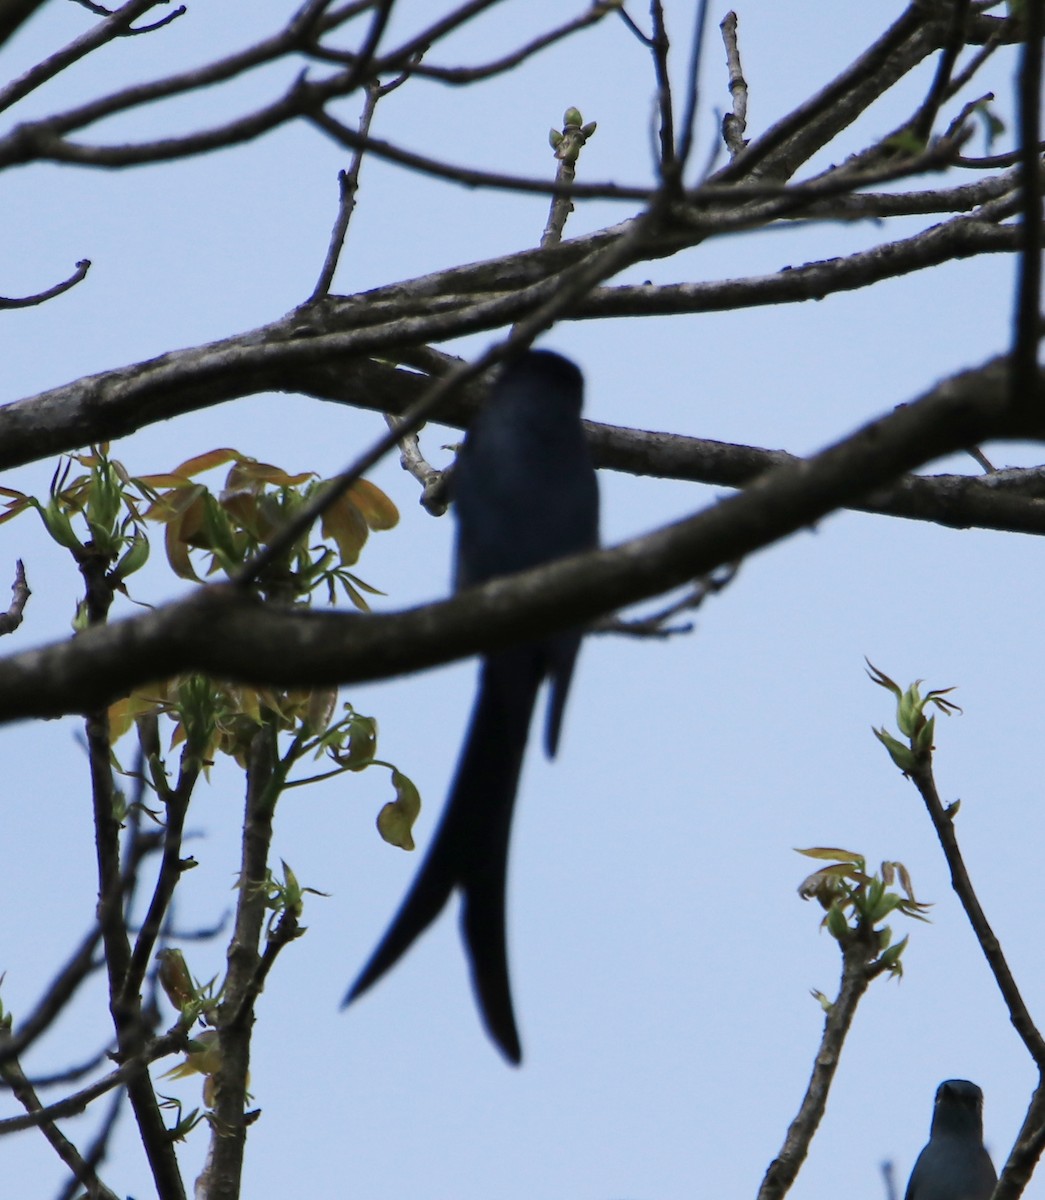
905, 1080, 997, 1200
345, 350, 599, 1063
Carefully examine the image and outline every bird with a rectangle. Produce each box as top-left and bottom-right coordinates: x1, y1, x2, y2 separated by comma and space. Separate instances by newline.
904, 1079, 997, 1200
344, 349, 600, 1064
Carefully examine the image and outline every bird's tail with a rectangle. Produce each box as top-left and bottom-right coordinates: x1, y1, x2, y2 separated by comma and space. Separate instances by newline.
344, 649, 543, 1064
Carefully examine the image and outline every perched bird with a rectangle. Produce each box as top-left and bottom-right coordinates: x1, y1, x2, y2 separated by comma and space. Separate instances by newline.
905, 1079, 997, 1200
344, 349, 600, 1064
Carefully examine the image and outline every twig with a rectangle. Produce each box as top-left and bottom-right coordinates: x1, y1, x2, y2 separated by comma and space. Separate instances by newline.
53, 1085, 125, 1200
310, 91, 380, 299
310, 62, 414, 301
383, 414, 448, 516
227, 907, 301, 1032
720, 12, 748, 160
648, 1, 676, 172
9, 1041, 115, 1090
756, 934, 889, 1200
393, 4, 618, 84
542, 108, 597, 248
121, 751, 200, 1009
69, 0, 183, 34
907, 0, 971, 145
0, 560, 29, 635
0, 1049, 120, 1200
78, 559, 186, 1200
908, 757, 1045, 1066
616, 4, 653, 48
0, 1030, 184, 1135
0, 260, 90, 309
596, 563, 738, 638
674, 0, 710, 173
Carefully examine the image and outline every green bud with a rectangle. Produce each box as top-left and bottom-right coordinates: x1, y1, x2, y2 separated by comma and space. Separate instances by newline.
872, 726, 917, 774
549, 128, 564, 149
38, 500, 83, 554
826, 904, 849, 940
563, 107, 583, 128
114, 531, 150, 581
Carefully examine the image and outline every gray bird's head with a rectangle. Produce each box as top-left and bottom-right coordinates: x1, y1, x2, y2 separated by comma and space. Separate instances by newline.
931, 1079, 985, 1139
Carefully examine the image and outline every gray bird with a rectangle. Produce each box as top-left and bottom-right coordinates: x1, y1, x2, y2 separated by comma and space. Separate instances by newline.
905, 1079, 997, 1200
345, 350, 599, 1064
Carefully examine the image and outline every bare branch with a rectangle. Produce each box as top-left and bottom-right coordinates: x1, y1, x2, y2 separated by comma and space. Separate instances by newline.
0, 1049, 121, 1200
0, 1030, 184, 1136
0, 560, 29, 636
908, 758, 1045, 1067
907, 0, 972, 145
756, 937, 885, 1200
0, 1, 172, 116
310, 91, 380, 299
0, 260, 90, 310
719, 11, 748, 160
383, 414, 448, 516
0, 358, 1038, 723
399, 3, 619, 84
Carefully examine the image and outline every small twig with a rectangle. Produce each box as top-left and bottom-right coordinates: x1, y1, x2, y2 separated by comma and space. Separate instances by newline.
958, 141, 1045, 168
720, 12, 748, 160
945, 19, 1004, 99
596, 563, 739, 638
308, 60, 416, 299
121, 751, 200, 1008
0, 1050, 120, 1200
227, 907, 301, 1032
674, 0, 710, 174
909, 758, 1045, 1068
907, 0, 970, 145
383, 414, 448, 515
0, 560, 29, 635
0, 1030, 184, 1136
966, 446, 996, 472
310, 82, 381, 299
392, 4, 617, 84
542, 109, 597, 248
648, 1, 676, 173
756, 935, 887, 1200
53, 1085, 125, 1200
8, 1042, 115, 1090
69, 0, 180, 30
0, 261, 90, 310
616, 4, 653, 46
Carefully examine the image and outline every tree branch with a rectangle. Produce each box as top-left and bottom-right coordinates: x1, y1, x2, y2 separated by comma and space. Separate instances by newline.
0, 357, 1037, 722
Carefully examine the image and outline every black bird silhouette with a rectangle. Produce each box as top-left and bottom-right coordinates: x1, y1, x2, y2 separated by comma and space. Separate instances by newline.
905, 1079, 997, 1200
344, 350, 599, 1063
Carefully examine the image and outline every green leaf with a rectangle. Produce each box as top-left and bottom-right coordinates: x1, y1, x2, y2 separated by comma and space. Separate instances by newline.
376, 769, 422, 851
872, 726, 917, 773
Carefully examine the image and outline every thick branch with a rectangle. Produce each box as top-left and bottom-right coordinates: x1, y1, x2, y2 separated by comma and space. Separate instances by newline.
0, 357, 1037, 723
0, 201, 1025, 472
